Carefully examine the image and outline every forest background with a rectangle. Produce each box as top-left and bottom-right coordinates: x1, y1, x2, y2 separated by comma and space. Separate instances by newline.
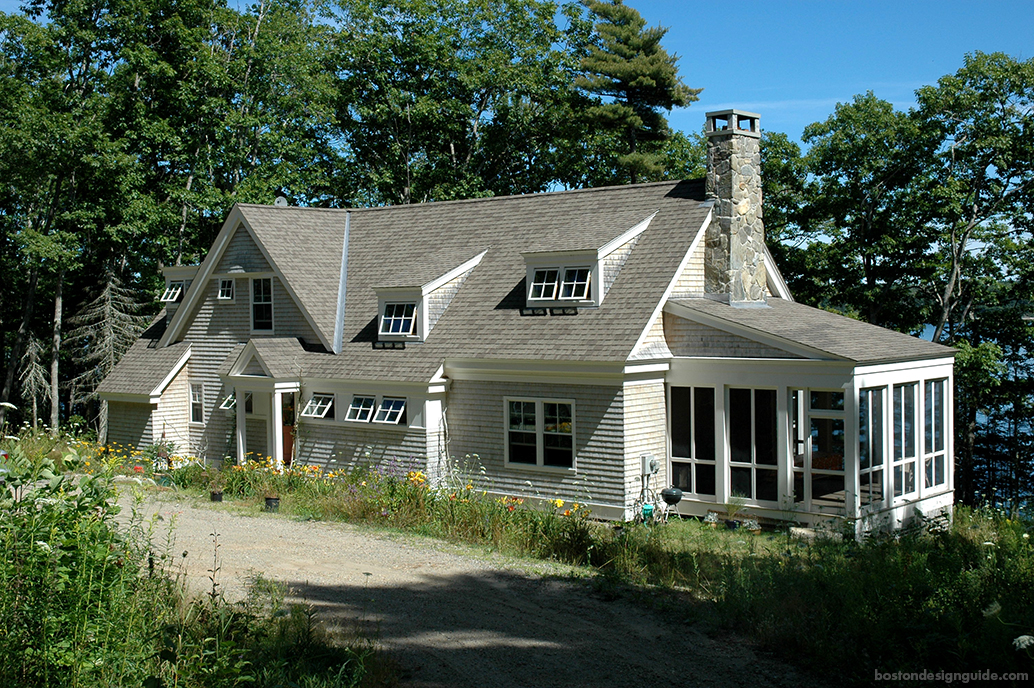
0, 0, 1032, 507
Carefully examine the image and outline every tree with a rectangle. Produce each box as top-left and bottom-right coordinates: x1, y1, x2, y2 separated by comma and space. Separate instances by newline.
576, 0, 699, 184
18, 336, 47, 430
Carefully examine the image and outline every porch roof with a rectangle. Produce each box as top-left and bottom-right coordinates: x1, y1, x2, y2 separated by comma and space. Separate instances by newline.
668, 297, 955, 364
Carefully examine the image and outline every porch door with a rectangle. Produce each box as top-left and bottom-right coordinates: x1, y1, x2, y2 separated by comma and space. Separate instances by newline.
790, 389, 847, 512
282, 393, 295, 467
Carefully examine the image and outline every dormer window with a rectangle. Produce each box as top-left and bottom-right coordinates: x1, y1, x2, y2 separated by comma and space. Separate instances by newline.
560, 268, 591, 299
530, 269, 560, 300
160, 281, 184, 303
380, 303, 417, 336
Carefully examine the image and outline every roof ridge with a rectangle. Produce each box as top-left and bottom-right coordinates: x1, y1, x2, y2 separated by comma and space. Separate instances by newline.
236, 179, 701, 215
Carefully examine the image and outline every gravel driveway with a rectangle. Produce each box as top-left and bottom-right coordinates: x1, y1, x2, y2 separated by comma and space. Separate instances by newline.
119, 490, 828, 688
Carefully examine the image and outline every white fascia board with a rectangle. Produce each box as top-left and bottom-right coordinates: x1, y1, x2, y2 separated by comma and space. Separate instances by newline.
421, 250, 487, 295
299, 378, 431, 397
444, 358, 625, 386
333, 212, 350, 354
597, 212, 656, 259
852, 356, 956, 378
427, 365, 450, 395
663, 300, 839, 360
162, 265, 200, 280
160, 206, 248, 347
626, 206, 712, 360
622, 361, 670, 376
520, 249, 596, 265
763, 243, 794, 302
149, 346, 192, 403
274, 380, 301, 393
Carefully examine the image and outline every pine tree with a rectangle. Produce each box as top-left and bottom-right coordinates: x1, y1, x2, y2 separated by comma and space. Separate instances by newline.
576, 0, 700, 184
18, 336, 48, 430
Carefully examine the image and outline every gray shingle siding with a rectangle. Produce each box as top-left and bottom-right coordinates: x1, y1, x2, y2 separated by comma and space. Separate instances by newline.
295, 421, 427, 474
446, 379, 626, 508
106, 401, 153, 450
217, 225, 272, 274
663, 311, 803, 358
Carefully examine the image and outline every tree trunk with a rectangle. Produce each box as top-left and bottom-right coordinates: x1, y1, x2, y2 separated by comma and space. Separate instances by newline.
49, 268, 64, 435
98, 399, 108, 445
0, 267, 39, 428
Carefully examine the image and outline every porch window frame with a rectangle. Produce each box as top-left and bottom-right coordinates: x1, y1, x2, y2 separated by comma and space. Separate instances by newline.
807, 390, 847, 512
858, 386, 887, 510
668, 386, 717, 499
892, 382, 919, 501
923, 378, 948, 491
727, 387, 780, 503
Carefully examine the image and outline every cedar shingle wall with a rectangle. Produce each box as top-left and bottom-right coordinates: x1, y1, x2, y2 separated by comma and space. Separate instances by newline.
602, 235, 639, 293
623, 381, 668, 507
670, 237, 705, 298
154, 364, 190, 451
446, 379, 626, 507
217, 225, 272, 274
295, 422, 427, 474
106, 401, 153, 450
427, 266, 475, 333
663, 311, 801, 358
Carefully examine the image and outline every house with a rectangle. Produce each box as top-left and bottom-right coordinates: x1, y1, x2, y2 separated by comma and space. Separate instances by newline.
97, 110, 955, 530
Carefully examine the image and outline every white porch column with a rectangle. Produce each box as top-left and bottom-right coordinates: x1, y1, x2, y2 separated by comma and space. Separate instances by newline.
235, 385, 246, 465
272, 390, 284, 471
845, 382, 860, 522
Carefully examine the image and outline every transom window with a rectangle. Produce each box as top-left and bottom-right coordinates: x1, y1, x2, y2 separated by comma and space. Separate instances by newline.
373, 397, 407, 424
252, 278, 273, 331
345, 395, 376, 422
530, 269, 560, 300
218, 279, 235, 300
669, 387, 716, 498
190, 383, 204, 424
380, 303, 417, 335
160, 281, 184, 303
300, 393, 335, 419
506, 398, 574, 468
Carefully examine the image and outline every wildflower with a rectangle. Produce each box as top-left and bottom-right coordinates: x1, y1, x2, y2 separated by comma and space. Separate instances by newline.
1014, 635, 1034, 650
563, 509, 571, 517
465, 482, 473, 491
36, 541, 51, 552
983, 601, 1002, 618
553, 499, 564, 509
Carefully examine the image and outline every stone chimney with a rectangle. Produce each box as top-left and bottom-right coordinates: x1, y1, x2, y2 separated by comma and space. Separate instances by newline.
704, 109, 767, 305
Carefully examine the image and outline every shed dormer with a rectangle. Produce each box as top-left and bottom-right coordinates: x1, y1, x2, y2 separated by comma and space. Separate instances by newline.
373, 251, 486, 343
160, 265, 199, 323
521, 212, 655, 310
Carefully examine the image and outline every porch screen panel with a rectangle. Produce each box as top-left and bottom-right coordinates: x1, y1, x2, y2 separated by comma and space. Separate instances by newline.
729, 388, 778, 502
893, 383, 917, 498
669, 387, 716, 497
924, 379, 947, 489
859, 387, 885, 507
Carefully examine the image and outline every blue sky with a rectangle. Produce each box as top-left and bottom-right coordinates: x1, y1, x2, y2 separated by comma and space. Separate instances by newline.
631, 0, 1034, 142
3, 0, 1032, 143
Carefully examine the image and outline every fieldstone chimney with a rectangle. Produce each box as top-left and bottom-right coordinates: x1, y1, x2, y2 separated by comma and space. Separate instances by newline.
704, 109, 767, 305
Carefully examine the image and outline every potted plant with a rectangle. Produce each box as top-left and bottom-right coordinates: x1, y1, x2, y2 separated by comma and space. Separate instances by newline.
724, 493, 747, 529
703, 511, 720, 528
208, 470, 224, 502
743, 517, 762, 534
264, 493, 280, 512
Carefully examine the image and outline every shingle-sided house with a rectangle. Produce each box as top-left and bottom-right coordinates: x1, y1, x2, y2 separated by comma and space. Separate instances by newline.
98, 110, 956, 530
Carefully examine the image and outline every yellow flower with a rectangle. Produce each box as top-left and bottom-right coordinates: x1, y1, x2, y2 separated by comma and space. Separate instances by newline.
553, 499, 564, 509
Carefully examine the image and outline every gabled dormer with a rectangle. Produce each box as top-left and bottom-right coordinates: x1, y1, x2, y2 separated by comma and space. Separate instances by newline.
374, 251, 486, 343
521, 212, 655, 310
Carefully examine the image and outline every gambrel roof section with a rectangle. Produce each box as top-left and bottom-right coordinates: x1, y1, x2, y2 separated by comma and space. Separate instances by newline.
160, 205, 343, 351
666, 297, 955, 364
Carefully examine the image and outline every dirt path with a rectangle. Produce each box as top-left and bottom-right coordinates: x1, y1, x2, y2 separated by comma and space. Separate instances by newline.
119, 491, 828, 688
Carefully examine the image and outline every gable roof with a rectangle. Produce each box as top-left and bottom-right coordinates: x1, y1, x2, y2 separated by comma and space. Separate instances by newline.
173, 180, 709, 383
97, 317, 191, 398
667, 297, 955, 364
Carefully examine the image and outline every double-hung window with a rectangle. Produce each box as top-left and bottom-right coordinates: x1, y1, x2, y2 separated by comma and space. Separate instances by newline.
252, 278, 273, 331
506, 398, 574, 468
893, 383, 918, 499
300, 393, 335, 419
190, 383, 204, 424
923, 379, 947, 489
380, 303, 417, 336
345, 395, 376, 422
669, 387, 716, 497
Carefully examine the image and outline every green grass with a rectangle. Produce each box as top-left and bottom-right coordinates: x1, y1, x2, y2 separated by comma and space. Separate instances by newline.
0, 440, 380, 688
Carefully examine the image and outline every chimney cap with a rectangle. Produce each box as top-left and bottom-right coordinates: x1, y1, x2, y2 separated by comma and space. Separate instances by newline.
705, 109, 761, 138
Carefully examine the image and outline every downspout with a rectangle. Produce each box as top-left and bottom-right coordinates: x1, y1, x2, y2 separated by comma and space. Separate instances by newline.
333, 212, 350, 354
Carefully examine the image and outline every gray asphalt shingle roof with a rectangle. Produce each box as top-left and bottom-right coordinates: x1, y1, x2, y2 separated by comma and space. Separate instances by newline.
669, 297, 955, 364
97, 317, 190, 396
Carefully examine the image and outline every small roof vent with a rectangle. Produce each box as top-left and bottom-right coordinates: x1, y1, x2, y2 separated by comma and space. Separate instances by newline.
274, 196, 289, 207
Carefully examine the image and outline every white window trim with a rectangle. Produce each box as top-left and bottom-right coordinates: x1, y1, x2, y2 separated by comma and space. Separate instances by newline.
160, 281, 184, 303
559, 266, 592, 300
524, 260, 598, 308
189, 383, 205, 425
858, 386, 887, 512
922, 378, 948, 492
668, 386, 717, 500
345, 395, 376, 422
373, 397, 407, 425
727, 387, 780, 504
892, 382, 919, 502
503, 397, 576, 471
251, 277, 274, 333
300, 393, 335, 420
219, 393, 236, 410
218, 278, 235, 301
379, 302, 418, 337
529, 268, 560, 300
